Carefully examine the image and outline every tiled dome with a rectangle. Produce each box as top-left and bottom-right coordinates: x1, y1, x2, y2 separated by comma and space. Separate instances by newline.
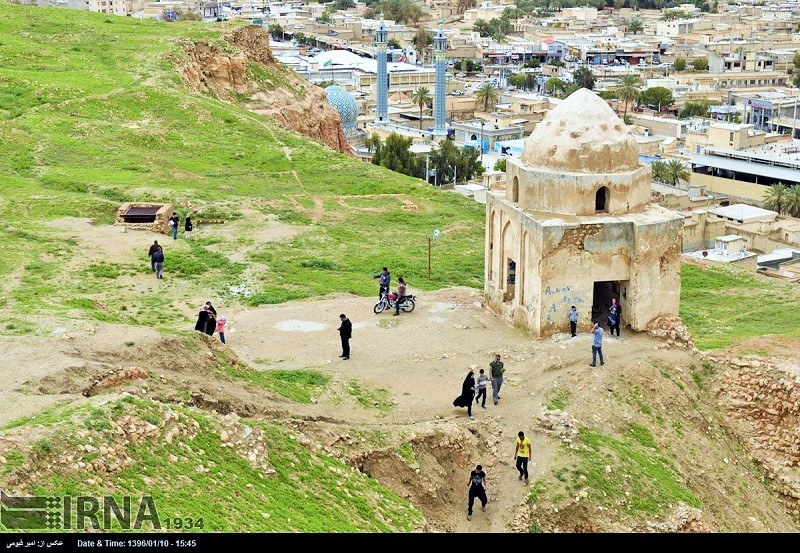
325, 85, 358, 134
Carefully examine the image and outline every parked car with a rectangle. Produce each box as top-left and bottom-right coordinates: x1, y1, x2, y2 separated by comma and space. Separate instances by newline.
456, 72, 466, 78
475, 73, 486, 78
452, 90, 463, 96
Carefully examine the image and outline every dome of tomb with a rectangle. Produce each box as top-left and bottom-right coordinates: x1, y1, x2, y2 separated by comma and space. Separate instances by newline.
325, 85, 358, 132
520, 88, 639, 173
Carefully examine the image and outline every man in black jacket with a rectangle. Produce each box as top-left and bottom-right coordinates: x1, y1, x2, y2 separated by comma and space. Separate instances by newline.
148, 240, 162, 272
152, 248, 165, 279
373, 267, 390, 299
338, 314, 352, 360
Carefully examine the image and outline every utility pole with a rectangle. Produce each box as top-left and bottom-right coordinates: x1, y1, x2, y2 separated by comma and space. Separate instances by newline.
427, 237, 432, 279
792, 94, 798, 140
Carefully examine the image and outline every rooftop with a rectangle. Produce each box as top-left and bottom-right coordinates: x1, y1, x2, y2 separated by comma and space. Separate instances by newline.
709, 204, 777, 221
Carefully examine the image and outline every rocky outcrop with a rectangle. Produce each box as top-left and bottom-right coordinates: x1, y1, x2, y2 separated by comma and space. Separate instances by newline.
716, 361, 800, 518
647, 316, 693, 349
179, 26, 350, 153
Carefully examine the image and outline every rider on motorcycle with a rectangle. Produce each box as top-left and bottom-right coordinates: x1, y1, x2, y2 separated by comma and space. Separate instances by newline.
394, 277, 407, 316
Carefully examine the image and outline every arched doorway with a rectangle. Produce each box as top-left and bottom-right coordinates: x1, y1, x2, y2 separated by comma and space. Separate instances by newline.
595, 186, 609, 212
511, 176, 519, 203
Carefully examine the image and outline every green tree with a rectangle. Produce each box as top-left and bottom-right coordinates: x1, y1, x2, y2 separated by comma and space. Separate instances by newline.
457, 0, 477, 13
411, 87, 431, 130
614, 74, 641, 120
666, 159, 690, 189
317, 10, 332, 23
627, 18, 644, 34
793, 73, 800, 89
679, 99, 715, 118
762, 183, 788, 214
784, 185, 800, 217
641, 86, 674, 112
412, 29, 433, 63
673, 57, 686, 71
473, 19, 492, 37
545, 77, 565, 96
429, 139, 484, 185
651, 160, 670, 184
692, 57, 709, 71
476, 83, 499, 112
364, 132, 383, 165
573, 66, 595, 90
523, 58, 541, 69
793, 51, 800, 69
494, 158, 507, 171
332, 0, 355, 9
268, 24, 284, 40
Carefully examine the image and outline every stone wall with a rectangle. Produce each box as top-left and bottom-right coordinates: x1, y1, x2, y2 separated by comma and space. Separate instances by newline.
114, 203, 172, 234
714, 358, 800, 517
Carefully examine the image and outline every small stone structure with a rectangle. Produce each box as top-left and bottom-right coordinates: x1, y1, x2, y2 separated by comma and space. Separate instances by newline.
115, 203, 173, 234
485, 89, 683, 336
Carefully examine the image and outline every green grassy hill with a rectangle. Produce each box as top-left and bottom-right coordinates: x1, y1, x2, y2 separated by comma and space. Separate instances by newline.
0, 2, 484, 332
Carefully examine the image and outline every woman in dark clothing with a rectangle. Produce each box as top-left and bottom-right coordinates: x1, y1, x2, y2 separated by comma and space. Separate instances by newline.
204, 311, 216, 336
195, 306, 209, 332
205, 301, 217, 317
453, 370, 476, 419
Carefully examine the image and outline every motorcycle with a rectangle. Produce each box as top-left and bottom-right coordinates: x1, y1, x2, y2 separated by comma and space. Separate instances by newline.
374, 292, 416, 314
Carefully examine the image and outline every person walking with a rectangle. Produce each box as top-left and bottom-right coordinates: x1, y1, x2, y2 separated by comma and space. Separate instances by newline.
393, 277, 407, 316
453, 369, 476, 420
169, 212, 180, 241
569, 305, 578, 337
514, 431, 531, 484
608, 298, 621, 337
338, 314, 352, 360
373, 267, 391, 299
152, 248, 165, 279
185, 215, 193, 239
489, 354, 504, 405
475, 369, 488, 410
148, 241, 162, 272
590, 322, 605, 367
466, 464, 488, 521
216, 316, 227, 344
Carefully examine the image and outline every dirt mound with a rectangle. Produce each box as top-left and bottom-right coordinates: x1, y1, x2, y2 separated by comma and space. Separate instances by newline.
179, 26, 350, 153
346, 423, 492, 531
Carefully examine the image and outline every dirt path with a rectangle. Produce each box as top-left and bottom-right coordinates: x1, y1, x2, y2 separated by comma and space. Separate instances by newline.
229, 286, 688, 531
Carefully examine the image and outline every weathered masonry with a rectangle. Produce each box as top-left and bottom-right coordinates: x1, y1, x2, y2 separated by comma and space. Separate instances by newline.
485, 89, 683, 337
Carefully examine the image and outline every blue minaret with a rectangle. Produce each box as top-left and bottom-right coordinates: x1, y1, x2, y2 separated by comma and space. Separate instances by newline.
433, 20, 447, 137
374, 16, 389, 124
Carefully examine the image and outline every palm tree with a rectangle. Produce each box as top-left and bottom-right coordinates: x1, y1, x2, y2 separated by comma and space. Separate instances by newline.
476, 83, 499, 112
651, 160, 670, 184
628, 18, 644, 35
411, 87, 431, 130
666, 159, 690, 190
763, 183, 788, 214
614, 74, 641, 121
784, 185, 800, 217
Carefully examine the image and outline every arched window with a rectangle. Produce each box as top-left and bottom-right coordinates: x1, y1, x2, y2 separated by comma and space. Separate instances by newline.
595, 186, 608, 212
470, 133, 478, 140
511, 176, 519, 203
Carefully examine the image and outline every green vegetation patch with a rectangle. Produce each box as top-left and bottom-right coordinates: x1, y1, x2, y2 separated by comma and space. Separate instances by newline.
680, 263, 800, 350
346, 380, 394, 414
545, 388, 571, 411
571, 426, 699, 517
3, 396, 423, 532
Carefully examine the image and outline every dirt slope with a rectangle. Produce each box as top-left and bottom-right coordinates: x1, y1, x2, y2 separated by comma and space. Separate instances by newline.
4, 288, 798, 532
179, 26, 350, 153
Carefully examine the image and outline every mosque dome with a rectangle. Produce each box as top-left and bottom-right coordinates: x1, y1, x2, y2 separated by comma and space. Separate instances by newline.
325, 85, 358, 132
520, 88, 639, 173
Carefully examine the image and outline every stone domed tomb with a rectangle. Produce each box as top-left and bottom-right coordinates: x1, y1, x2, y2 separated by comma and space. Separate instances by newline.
485, 88, 683, 336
